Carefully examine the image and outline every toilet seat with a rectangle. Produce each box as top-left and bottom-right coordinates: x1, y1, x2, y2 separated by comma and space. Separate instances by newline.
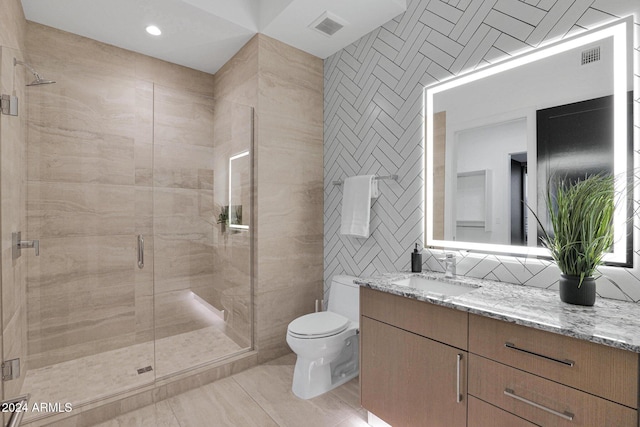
287, 312, 350, 339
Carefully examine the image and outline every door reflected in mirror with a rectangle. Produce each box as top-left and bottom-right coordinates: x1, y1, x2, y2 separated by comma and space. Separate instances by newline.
447, 118, 527, 245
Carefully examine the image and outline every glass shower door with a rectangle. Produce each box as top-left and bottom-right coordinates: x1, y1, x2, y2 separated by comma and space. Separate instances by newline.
152, 85, 253, 378
16, 67, 155, 421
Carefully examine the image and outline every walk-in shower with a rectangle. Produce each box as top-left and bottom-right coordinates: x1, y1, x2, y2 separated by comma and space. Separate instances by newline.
8, 54, 253, 423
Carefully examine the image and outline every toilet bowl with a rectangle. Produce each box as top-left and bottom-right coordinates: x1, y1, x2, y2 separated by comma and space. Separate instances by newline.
286, 275, 360, 399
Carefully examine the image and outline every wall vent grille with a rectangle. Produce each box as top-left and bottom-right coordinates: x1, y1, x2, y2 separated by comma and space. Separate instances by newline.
581, 46, 601, 65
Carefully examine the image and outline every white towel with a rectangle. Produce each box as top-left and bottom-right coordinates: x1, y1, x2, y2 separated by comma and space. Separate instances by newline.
340, 175, 377, 238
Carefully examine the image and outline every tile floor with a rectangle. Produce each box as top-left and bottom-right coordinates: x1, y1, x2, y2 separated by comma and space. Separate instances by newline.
92, 354, 368, 427
21, 290, 250, 423
21, 326, 245, 423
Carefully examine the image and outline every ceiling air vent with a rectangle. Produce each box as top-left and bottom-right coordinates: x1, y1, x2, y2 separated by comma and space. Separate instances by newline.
309, 12, 346, 37
581, 46, 601, 65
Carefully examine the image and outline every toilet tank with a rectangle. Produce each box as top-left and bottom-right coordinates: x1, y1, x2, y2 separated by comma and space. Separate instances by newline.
327, 275, 360, 323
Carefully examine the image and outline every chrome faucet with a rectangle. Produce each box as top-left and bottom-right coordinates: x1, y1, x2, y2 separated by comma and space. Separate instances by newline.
439, 253, 456, 278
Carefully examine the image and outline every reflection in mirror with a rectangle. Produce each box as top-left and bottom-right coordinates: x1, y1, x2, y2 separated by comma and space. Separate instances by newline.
536, 93, 634, 244
425, 17, 633, 263
450, 118, 527, 245
229, 150, 250, 230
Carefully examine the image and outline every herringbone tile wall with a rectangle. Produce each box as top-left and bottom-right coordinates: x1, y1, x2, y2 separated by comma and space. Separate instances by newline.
324, 0, 640, 302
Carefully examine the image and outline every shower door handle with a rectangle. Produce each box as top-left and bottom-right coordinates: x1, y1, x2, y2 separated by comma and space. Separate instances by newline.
20, 239, 39, 256
12, 232, 39, 259
137, 235, 144, 269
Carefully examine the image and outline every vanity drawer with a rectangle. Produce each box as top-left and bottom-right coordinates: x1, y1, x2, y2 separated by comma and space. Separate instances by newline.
360, 287, 467, 349
469, 354, 637, 426
469, 314, 638, 408
468, 396, 537, 427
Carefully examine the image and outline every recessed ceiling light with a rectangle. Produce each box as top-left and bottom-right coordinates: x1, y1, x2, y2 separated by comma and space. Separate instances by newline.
146, 25, 162, 36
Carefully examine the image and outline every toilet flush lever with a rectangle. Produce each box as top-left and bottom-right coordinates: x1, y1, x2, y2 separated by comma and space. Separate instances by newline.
12, 232, 39, 259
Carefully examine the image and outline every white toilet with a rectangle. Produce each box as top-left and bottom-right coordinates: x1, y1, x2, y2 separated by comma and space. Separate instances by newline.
286, 275, 360, 399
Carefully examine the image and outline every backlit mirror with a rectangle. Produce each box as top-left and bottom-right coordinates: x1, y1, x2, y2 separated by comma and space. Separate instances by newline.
425, 17, 633, 263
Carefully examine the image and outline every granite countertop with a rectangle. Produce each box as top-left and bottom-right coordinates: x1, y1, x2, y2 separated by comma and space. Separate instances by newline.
356, 272, 640, 353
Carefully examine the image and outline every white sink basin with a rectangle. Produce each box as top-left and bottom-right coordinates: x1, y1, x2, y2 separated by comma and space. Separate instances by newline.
391, 276, 477, 296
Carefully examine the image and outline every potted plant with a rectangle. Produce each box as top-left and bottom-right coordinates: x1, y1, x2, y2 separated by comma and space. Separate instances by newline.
534, 174, 616, 306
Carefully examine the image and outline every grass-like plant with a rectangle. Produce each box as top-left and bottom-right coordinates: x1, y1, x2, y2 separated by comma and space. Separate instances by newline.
534, 174, 615, 287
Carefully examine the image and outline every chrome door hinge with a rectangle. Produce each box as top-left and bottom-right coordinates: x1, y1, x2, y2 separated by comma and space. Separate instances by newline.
0, 94, 18, 116
2, 358, 20, 381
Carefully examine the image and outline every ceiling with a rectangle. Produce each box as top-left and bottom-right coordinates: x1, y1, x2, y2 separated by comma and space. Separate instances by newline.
21, 0, 407, 74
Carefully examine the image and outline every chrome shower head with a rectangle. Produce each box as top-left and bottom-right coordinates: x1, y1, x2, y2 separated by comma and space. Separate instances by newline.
26, 76, 56, 86
14, 58, 55, 86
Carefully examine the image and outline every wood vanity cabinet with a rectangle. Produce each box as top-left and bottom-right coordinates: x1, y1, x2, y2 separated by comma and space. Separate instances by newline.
359, 287, 640, 426
360, 287, 468, 426
468, 314, 639, 426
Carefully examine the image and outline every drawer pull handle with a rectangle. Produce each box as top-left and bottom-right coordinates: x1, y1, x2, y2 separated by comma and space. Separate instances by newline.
505, 342, 575, 367
456, 353, 462, 403
504, 388, 574, 421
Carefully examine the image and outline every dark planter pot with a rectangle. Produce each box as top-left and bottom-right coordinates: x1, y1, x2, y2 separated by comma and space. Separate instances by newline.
559, 274, 596, 306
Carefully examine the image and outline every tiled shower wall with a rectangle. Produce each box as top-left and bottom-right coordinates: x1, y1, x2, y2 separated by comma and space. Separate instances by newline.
203, 99, 253, 347
324, 0, 640, 301
214, 35, 324, 363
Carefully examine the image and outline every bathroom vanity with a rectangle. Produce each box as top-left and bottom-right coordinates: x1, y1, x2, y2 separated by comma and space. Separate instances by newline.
360, 288, 468, 426
358, 274, 640, 426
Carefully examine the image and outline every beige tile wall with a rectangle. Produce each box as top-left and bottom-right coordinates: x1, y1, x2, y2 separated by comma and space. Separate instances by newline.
213, 37, 259, 108
0, 0, 28, 403
213, 34, 324, 363
184, 99, 252, 346
212, 40, 259, 352
0, 0, 26, 51
153, 85, 215, 297
256, 35, 324, 362
151, 87, 253, 348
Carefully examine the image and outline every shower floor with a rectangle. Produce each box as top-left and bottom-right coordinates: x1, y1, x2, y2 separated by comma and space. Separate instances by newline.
20, 294, 246, 422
